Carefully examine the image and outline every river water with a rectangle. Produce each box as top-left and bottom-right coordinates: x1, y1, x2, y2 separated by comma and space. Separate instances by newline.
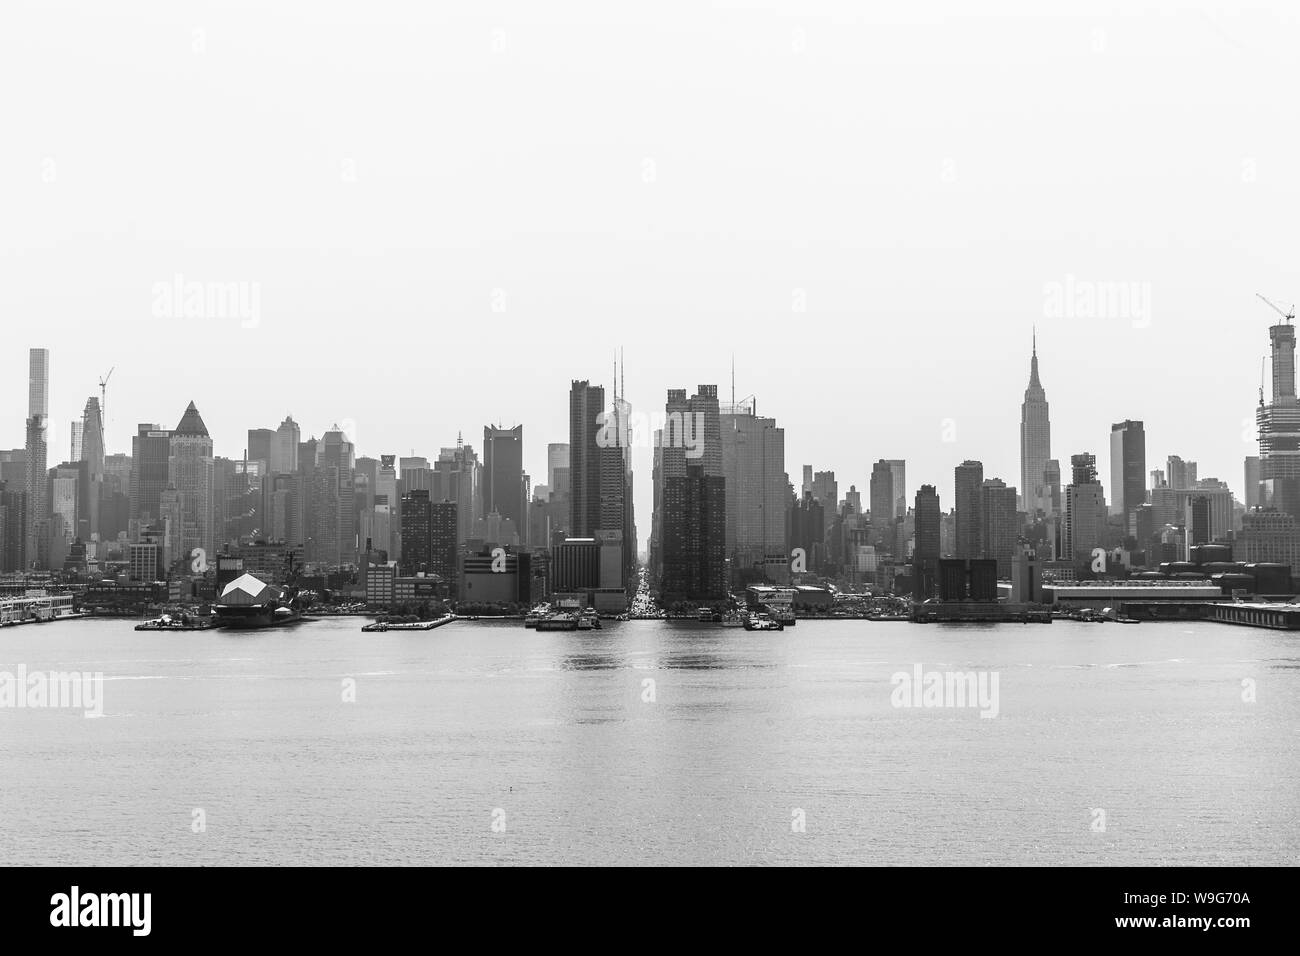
1, 616, 1296, 865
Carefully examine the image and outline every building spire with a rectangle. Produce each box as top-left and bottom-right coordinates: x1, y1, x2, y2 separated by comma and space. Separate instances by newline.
1029, 328, 1041, 388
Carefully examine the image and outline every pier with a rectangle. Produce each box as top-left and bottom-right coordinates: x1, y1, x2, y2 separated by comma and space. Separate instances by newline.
0, 592, 76, 626
362, 615, 455, 632
1210, 603, 1300, 630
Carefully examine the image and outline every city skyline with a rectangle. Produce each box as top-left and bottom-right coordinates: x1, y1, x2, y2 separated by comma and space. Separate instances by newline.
2, 324, 1279, 554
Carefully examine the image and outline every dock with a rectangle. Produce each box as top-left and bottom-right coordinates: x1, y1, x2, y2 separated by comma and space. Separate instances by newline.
362, 615, 455, 632
911, 602, 1052, 623
1210, 602, 1300, 630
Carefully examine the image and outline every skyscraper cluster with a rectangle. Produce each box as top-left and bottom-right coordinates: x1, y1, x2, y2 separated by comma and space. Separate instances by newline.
5, 311, 1289, 605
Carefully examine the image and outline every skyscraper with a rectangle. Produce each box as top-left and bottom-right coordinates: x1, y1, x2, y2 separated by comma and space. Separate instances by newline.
597, 384, 637, 597
913, 484, 941, 599
399, 489, 431, 574
869, 460, 895, 548
720, 398, 787, 576
80, 397, 104, 540
25, 348, 50, 568
811, 470, 837, 535
980, 478, 1019, 579
1019, 330, 1052, 516
1109, 420, 1147, 526
130, 423, 173, 534
654, 385, 726, 601
1064, 453, 1106, 566
569, 381, 605, 538
1257, 315, 1300, 516
272, 416, 300, 475
433, 442, 481, 545
317, 425, 357, 566
168, 401, 215, 563
483, 424, 525, 543
954, 460, 984, 559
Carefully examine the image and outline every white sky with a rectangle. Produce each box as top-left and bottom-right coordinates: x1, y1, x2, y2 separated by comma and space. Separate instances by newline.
3, 1, 1298, 550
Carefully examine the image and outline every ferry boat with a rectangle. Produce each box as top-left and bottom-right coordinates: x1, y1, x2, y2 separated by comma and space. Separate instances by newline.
744, 612, 784, 632
537, 612, 579, 632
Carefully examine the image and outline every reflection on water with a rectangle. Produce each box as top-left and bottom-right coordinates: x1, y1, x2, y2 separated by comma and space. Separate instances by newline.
1, 616, 1297, 866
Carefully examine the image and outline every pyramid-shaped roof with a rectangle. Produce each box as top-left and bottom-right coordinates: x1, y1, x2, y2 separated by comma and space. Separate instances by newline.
219, 572, 279, 604
174, 401, 209, 437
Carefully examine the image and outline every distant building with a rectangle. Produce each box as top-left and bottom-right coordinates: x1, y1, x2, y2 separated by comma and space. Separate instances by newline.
25, 348, 50, 569
1257, 315, 1300, 516
1063, 453, 1106, 566
937, 558, 998, 602
786, 492, 824, 575
552, 537, 601, 591
1019, 331, 1052, 515
1149, 486, 1234, 542
168, 402, 215, 563
431, 500, 458, 590
130, 424, 172, 532
954, 460, 984, 559
811, 470, 837, 536
654, 385, 726, 601
483, 425, 525, 546
271, 416, 300, 474
980, 478, 1019, 579
1044, 459, 1062, 515
460, 549, 531, 604
1109, 420, 1146, 528
870, 460, 896, 549
1245, 456, 1261, 511
247, 428, 274, 471
721, 399, 787, 578
913, 485, 941, 599
1240, 511, 1300, 571
400, 489, 431, 574
547, 443, 570, 491
1167, 455, 1198, 492
432, 442, 481, 545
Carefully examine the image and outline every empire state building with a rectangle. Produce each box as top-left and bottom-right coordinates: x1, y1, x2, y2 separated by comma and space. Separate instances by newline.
1019, 331, 1052, 516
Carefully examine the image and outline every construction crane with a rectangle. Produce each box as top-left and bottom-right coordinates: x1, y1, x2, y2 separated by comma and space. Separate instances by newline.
1257, 293, 1295, 323
98, 366, 114, 430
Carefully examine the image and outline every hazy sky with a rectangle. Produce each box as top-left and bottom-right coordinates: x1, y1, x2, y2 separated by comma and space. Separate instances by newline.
3, 1, 1298, 549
